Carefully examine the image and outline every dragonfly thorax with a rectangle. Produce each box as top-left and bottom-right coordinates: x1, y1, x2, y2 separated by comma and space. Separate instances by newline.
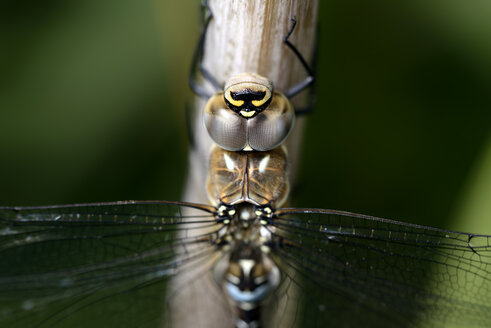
206, 145, 289, 208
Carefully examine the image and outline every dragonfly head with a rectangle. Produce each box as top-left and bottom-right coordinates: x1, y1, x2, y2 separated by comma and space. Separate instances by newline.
204, 74, 295, 152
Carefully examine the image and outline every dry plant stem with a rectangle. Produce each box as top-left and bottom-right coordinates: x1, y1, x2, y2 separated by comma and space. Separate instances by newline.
174, 1, 318, 327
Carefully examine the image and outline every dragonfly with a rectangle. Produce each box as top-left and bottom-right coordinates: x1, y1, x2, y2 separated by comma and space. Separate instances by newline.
2, 179, 491, 327
1, 137, 491, 328
2, 3, 491, 328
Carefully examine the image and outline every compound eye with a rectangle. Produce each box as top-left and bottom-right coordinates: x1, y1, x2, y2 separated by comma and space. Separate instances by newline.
247, 92, 295, 151
204, 93, 248, 151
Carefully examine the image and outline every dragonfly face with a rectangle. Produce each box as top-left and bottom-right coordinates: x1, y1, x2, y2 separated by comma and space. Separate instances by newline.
223, 73, 274, 118
204, 73, 295, 152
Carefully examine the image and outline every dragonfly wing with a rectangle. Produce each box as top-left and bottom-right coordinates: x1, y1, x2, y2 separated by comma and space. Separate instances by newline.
0, 201, 221, 328
266, 208, 491, 328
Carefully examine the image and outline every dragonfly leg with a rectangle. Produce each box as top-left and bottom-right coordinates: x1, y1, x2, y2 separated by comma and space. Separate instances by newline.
283, 17, 316, 114
189, 0, 222, 99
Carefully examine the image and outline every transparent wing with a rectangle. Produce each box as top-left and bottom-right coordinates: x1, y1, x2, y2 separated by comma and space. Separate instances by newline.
0, 201, 222, 328
266, 208, 491, 328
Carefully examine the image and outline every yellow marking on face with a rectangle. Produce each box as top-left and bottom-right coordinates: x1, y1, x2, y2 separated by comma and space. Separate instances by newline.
228, 98, 244, 107
225, 90, 244, 107
252, 99, 266, 107
240, 110, 255, 117
251, 89, 271, 107
243, 145, 253, 151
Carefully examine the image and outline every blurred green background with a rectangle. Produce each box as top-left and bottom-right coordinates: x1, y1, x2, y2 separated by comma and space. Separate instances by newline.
1, 0, 490, 233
